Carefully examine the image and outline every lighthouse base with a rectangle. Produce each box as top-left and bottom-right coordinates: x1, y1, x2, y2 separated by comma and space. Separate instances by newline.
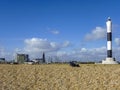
102, 58, 118, 64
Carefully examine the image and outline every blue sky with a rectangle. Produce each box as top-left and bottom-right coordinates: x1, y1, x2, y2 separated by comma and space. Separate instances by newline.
0, 0, 120, 62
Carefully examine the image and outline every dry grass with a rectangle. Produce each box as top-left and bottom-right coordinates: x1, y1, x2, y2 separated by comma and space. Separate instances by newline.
0, 64, 120, 90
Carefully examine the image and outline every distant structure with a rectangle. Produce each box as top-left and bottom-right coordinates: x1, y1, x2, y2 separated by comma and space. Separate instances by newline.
16, 54, 29, 64
42, 52, 46, 63
0, 58, 5, 64
31, 52, 46, 64
102, 17, 118, 64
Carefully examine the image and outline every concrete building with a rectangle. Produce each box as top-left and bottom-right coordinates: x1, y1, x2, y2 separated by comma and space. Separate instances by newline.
16, 54, 29, 64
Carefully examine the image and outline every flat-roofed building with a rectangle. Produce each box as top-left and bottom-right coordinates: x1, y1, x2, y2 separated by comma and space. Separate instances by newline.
16, 54, 29, 64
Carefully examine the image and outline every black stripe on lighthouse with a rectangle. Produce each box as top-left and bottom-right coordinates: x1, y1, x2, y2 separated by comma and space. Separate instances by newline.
107, 32, 112, 41
107, 32, 112, 58
107, 50, 112, 57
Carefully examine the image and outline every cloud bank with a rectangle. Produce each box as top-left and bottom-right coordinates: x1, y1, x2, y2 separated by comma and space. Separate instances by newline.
24, 38, 70, 53
114, 38, 120, 46
85, 27, 106, 41
23, 38, 107, 62
1, 39, 120, 62
22, 38, 71, 58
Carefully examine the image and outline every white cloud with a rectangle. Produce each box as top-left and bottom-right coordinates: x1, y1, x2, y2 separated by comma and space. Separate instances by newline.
80, 48, 87, 52
51, 30, 60, 35
24, 38, 57, 53
23, 38, 71, 58
62, 41, 71, 47
85, 27, 106, 41
114, 38, 120, 46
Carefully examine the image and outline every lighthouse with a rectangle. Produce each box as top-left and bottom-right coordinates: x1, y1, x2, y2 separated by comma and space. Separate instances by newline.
107, 17, 112, 58
102, 17, 118, 64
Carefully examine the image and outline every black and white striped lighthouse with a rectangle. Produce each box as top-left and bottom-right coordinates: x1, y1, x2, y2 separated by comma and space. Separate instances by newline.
106, 17, 112, 58
102, 17, 118, 64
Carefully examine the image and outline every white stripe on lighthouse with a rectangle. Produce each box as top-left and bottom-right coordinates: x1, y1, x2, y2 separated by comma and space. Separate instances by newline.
106, 21, 112, 33
107, 41, 112, 50
106, 17, 112, 58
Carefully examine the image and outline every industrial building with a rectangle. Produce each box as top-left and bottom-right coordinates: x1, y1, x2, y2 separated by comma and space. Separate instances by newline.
15, 54, 29, 64
0, 58, 5, 64
14, 52, 46, 64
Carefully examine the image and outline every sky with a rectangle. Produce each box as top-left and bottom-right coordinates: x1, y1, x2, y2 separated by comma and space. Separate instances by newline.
0, 0, 120, 62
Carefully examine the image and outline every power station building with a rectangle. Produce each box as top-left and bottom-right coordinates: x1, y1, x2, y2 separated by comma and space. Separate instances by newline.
15, 53, 46, 64
15, 54, 29, 64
